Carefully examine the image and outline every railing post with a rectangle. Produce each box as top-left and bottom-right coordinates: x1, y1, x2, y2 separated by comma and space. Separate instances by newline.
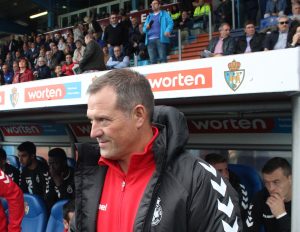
134, 53, 138, 66
178, 29, 182, 61
232, 0, 236, 29
208, 11, 212, 40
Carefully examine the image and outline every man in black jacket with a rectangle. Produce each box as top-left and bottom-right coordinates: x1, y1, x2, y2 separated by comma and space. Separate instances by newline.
236, 21, 265, 54
75, 69, 242, 232
79, 34, 106, 73
245, 157, 292, 232
0, 148, 19, 185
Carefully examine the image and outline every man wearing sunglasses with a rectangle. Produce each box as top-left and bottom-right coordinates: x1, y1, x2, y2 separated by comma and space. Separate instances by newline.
264, 15, 291, 50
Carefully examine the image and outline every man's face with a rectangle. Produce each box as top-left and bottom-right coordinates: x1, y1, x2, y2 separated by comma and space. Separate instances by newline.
131, 17, 138, 27
87, 86, 141, 161
114, 47, 121, 58
76, 41, 82, 49
48, 157, 63, 176
19, 59, 26, 69
110, 14, 118, 25
211, 162, 229, 180
18, 151, 33, 167
2, 65, 8, 73
151, 0, 160, 12
292, 3, 300, 15
182, 11, 188, 20
66, 55, 72, 64
277, 18, 289, 32
244, 24, 255, 36
263, 168, 292, 202
38, 59, 45, 67
220, 25, 231, 38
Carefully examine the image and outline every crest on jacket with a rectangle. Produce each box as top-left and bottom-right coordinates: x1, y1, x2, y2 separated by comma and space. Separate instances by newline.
224, 60, 245, 91
151, 197, 163, 226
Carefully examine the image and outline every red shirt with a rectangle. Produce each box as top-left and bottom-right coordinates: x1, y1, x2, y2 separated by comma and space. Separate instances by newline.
0, 169, 24, 232
62, 63, 75, 76
97, 127, 158, 232
12, 69, 34, 83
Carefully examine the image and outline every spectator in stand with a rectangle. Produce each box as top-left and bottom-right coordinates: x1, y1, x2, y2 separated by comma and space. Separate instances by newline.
128, 18, 146, 57
18, 141, 56, 211
143, 0, 174, 64
8, 35, 18, 53
13, 50, 21, 62
12, 61, 19, 75
48, 148, 75, 201
290, 1, 300, 29
1, 64, 14, 84
58, 37, 67, 51
84, 14, 102, 34
214, 0, 233, 28
193, 0, 211, 31
205, 153, 249, 221
264, 0, 286, 18
5, 52, 13, 70
289, 25, 300, 46
45, 50, 56, 72
52, 65, 66, 77
0, 147, 20, 184
33, 56, 51, 80
22, 43, 31, 60
106, 45, 130, 69
28, 42, 39, 66
12, 57, 34, 83
66, 36, 75, 54
104, 13, 127, 57
0, 169, 24, 232
44, 34, 52, 50
245, 157, 292, 232
62, 54, 75, 76
102, 45, 110, 64
73, 39, 85, 64
52, 43, 65, 67
73, 23, 85, 42
35, 35, 43, 51
236, 21, 265, 53
170, 4, 182, 27
177, 11, 193, 42
264, 15, 291, 50
79, 33, 106, 73
201, 22, 236, 57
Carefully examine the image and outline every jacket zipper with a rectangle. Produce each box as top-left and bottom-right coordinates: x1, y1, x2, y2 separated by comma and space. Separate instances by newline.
118, 178, 126, 230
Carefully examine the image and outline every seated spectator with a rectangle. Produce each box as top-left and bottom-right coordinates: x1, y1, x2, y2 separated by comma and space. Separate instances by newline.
79, 34, 106, 73
48, 148, 75, 201
18, 141, 55, 211
63, 200, 75, 232
5, 52, 13, 70
28, 42, 39, 67
289, 24, 300, 46
205, 153, 249, 221
33, 56, 51, 80
0, 147, 20, 184
73, 23, 84, 42
245, 157, 291, 232
106, 46, 130, 69
52, 65, 66, 77
264, 15, 291, 50
290, 1, 300, 29
102, 45, 110, 64
236, 21, 265, 53
22, 43, 31, 60
170, 4, 181, 27
1, 64, 13, 84
201, 23, 235, 57
264, 0, 286, 18
0, 169, 24, 232
45, 50, 56, 71
12, 61, 19, 75
12, 57, 34, 83
193, 0, 211, 30
177, 11, 194, 42
51, 44, 65, 67
73, 39, 85, 64
58, 38, 67, 51
62, 54, 75, 76
13, 50, 21, 62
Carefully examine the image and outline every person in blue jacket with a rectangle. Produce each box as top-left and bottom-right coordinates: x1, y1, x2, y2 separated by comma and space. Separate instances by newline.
1, 64, 13, 84
143, 0, 174, 64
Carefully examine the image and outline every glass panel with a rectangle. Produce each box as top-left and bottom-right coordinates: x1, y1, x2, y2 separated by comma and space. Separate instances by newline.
62, 17, 69, 28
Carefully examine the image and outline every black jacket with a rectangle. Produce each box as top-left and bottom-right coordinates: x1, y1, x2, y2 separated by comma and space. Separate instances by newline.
207, 36, 236, 55
75, 106, 242, 232
263, 30, 292, 50
245, 188, 291, 232
235, 33, 265, 54
79, 40, 106, 72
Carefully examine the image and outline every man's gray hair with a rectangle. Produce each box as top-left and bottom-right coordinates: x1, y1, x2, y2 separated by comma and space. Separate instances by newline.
87, 69, 154, 121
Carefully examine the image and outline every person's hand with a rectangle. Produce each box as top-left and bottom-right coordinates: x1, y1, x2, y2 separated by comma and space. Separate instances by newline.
164, 32, 171, 37
49, 168, 63, 186
266, 193, 286, 218
292, 33, 300, 45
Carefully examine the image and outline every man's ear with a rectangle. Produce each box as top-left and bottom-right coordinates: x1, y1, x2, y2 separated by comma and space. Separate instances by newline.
133, 105, 147, 129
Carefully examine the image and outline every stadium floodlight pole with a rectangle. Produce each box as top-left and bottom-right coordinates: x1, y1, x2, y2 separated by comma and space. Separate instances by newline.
30, 11, 48, 19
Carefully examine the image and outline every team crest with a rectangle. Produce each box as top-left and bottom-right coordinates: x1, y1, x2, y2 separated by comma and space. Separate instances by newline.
24, 202, 30, 215
10, 87, 19, 107
224, 60, 245, 91
151, 197, 163, 226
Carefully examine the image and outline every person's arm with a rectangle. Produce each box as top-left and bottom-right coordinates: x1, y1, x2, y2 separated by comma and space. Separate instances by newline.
114, 56, 130, 69
223, 37, 236, 55
0, 169, 24, 232
244, 192, 264, 232
188, 161, 243, 231
164, 12, 174, 37
106, 57, 119, 69
79, 44, 93, 68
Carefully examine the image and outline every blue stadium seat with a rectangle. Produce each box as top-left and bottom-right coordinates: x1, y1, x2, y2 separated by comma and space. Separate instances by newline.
138, 60, 150, 66
0, 197, 8, 214
22, 194, 47, 232
6, 155, 20, 169
67, 158, 76, 168
228, 164, 263, 201
36, 156, 48, 166
46, 200, 69, 232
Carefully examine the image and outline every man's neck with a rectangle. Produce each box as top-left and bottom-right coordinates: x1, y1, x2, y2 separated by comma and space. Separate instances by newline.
20, 67, 26, 73
27, 159, 38, 171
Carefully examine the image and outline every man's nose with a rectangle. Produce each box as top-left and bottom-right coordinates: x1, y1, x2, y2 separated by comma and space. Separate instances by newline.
90, 123, 104, 138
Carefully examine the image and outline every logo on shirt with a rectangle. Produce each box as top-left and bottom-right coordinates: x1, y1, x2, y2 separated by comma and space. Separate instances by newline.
99, 203, 108, 211
24, 202, 30, 215
151, 197, 162, 226
224, 60, 245, 91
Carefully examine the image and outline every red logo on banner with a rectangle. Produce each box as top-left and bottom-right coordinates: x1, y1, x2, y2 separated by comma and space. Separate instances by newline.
70, 123, 91, 136
0, 125, 42, 136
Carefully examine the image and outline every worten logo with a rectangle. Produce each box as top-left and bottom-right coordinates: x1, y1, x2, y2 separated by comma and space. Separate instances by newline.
224, 60, 245, 91
24, 84, 67, 102
0, 125, 42, 136
0, 91, 4, 105
146, 68, 212, 92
